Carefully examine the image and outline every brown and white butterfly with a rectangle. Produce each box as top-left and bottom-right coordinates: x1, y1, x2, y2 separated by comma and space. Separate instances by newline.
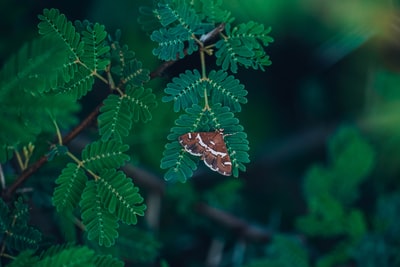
178, 130, 232, 176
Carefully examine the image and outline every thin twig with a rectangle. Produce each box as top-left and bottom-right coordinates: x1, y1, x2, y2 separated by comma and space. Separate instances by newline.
196, 203, 272, 242
149, 23, 225, 79
2, 103, 102, 200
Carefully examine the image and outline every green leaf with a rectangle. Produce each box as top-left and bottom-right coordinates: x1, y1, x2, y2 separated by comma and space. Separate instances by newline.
0, 198, 42, 252
0, 36, 77, 148
161, 141, 198, 182
215, 22, 273, 73
94, 254, 124, 267
81, 140, 130, 172
8, 225, 42, 251
38, 8, 84, 81
163, 69, 247, 112
0, 198, 10, 232
80, 180, 119, 247
200, 0, 234, 23
151, 26, 198, 60
329, 126, 375, 184
149, 0, 203, 60
110, 42, 136, 77
296, 195, 346, 237
0, 37, 66, 95
125, 86, 157, 123
271, 235, 310, 267
156, 1, 203, 34
6, 250, 39, 267
80, 23, 110, 72
101, 225, 161, 264
162, 69, 202, 112
97, 169, 146, 225
346, 209, 367, 240
53, 163, 87, 213
98, 94, 132, 142
57, 66, 95, 99
244, 235, 310, 267
120, 59, 150, 87
98, 86, 156, 141
12, 197, 30, 227
206, 70, 247, 112
304, 126, 375, 204
35, 246, 96, 267
138, 5, 163, 33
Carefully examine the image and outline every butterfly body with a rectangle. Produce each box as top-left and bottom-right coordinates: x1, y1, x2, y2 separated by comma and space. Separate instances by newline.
179, 130, 232, 176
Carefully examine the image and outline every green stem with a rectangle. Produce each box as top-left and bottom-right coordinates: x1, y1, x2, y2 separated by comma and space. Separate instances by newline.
200, 46, 210, 111
51, 118, 63, 145
200, 49, 207, 79
66, 151, 82, 166
65, 151, 99, 181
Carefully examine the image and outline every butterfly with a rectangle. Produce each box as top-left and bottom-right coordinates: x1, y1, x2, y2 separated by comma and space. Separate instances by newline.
179, 130, 232, 176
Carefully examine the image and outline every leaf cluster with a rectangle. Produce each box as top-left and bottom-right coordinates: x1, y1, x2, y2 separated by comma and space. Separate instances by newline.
140, 0, 273, 181
296, 126, 375, 267
0, 9, 156, 251
0, 36, 79, 162
37, 9, 157, 142
0, 198, 42, 253
51, 140, 146, 248
160, 104, 249, 181
7, 244, 124, 267
87, 225, 161, 264
244, 235, 309, 267
142, 0, 273, 73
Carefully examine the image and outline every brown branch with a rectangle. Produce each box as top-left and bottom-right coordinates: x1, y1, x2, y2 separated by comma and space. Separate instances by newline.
149, 23, 225, 79
196, 202, 272, 242
150, 51, 189, 79
2, 103, 103, 200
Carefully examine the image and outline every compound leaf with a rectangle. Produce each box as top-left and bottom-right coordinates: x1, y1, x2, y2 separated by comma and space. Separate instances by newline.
206, 70, 247, 112
125, 86, 158, 123
94, 254, 124, 267
80, 180, 119, 247
7, 225, 42, 251
97, 169, 146, 225
57, 66, 94, 99
81, 140, 130, 172
151, 26, 198, 60
35, 246, 96, 267
121, 59, 150, 87
200, 0, 234, 24
98, 94, 132, 142
0, 199, 10, 232
156, 0, 203, 34
162, 69, 203, 112
7, 250, 39, 267
80, 22, 110, 73
161, 141, 198, 182
38, 8, 84, 81
53, 163, 87, 213
215, 22, 273, 73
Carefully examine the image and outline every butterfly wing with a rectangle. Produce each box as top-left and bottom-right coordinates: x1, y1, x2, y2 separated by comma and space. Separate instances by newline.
179, 131, 232, 176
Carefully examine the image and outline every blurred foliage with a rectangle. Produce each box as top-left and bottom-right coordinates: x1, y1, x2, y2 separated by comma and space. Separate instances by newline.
244, 235, 309, 267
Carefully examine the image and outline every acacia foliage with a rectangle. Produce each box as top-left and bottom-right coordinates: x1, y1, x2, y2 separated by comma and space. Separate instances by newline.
140, 0, 273, 181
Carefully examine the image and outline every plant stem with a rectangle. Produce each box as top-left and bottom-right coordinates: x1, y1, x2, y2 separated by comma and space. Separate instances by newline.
199, 44, 211, 111
2, 103, 102, 200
